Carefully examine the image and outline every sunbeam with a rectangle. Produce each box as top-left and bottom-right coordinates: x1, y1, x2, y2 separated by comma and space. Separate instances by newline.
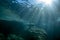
36, 0, 53, 5
0, 0, 60, 40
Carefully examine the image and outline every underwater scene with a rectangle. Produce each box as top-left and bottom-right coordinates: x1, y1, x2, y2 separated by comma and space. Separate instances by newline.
0, 0, 60, 40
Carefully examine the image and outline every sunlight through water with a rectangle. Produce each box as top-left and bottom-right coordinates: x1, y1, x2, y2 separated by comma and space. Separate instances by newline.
36, 0, 53, 5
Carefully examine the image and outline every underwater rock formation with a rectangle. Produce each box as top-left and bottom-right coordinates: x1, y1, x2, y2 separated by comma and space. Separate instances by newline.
0, 20, 47, 40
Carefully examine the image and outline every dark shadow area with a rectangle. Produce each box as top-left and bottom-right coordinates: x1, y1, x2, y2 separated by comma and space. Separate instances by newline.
0, 20, 47, 40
